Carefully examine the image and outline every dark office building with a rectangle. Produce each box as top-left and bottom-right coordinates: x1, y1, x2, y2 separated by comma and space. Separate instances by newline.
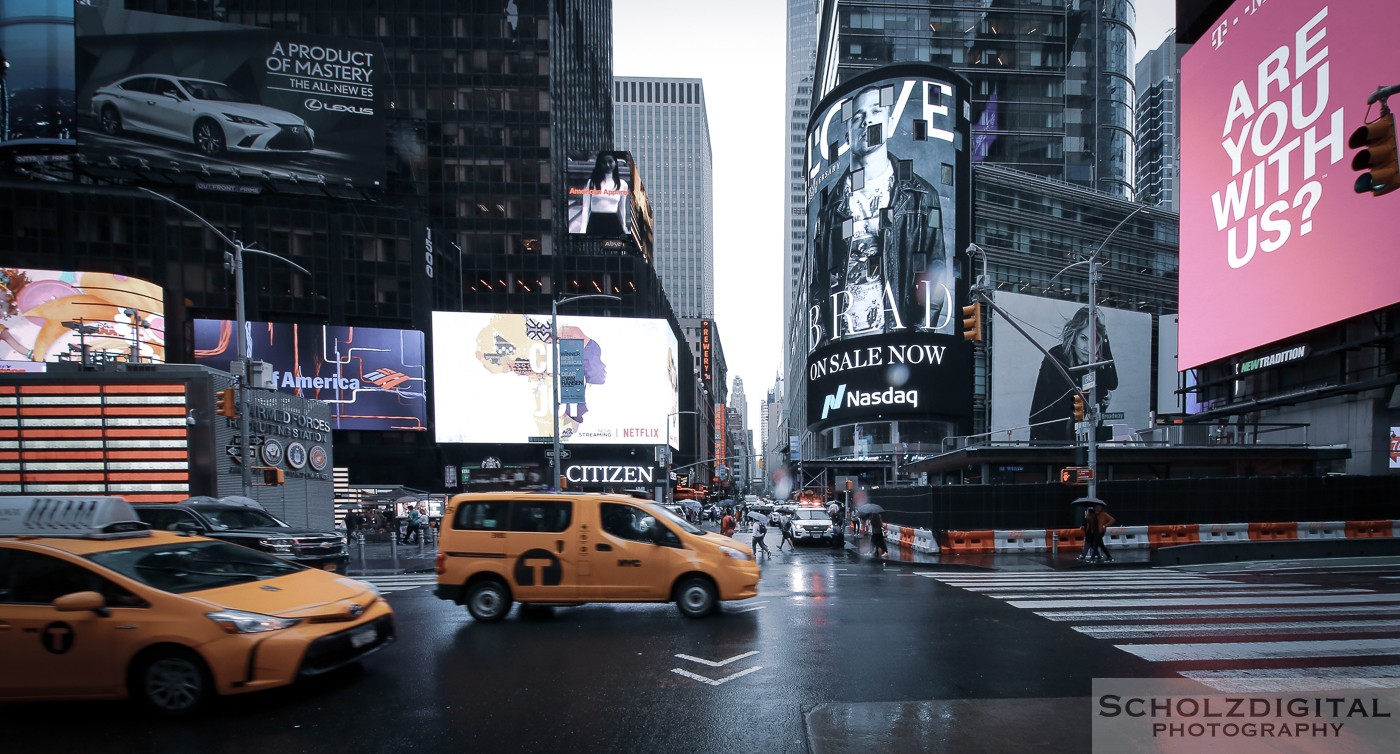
0, 0, 702, 491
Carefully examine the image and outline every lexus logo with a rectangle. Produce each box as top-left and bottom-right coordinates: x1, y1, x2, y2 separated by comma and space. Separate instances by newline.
347, 603, 364, 617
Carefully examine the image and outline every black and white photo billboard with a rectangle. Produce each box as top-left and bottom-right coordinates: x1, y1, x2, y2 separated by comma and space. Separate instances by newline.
989, 291, 1152, 443
75, 2, 386, 192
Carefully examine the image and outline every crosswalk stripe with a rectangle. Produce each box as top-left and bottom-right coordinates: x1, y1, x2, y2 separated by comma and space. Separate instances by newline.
1180, 667, 1400, 693
957, 582, 1324, 592
1035, 605, 1400, 621
988, 588, 1370, 600
922, 571, 1193, 580
356, 574, 437, 593
1005, 593, 1400, 609
1074, 619, 1400, 639
1115, 638, 1400, 663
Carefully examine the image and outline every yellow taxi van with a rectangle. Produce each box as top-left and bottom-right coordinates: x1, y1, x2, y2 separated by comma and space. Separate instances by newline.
434, 492, 760, 621
0, 496, 394, 715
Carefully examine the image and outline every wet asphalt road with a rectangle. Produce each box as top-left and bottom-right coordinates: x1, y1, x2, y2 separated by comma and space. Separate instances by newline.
7, 541, 1400, 753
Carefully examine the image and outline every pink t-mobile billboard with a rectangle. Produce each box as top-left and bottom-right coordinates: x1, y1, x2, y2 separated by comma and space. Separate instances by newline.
1179, 0, 1400, 368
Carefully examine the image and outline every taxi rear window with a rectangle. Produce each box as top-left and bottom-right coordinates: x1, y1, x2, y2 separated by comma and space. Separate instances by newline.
89, 540, 302, 593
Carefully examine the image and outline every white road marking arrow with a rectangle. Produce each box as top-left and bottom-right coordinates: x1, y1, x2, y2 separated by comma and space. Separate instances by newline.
674, 650, 759, 667
670, 665, 763, 686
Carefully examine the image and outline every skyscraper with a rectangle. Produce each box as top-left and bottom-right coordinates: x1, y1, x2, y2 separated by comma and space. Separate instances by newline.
784, 0, 821, 366
613, 76, 715, 319
1135, 33, 1182, 213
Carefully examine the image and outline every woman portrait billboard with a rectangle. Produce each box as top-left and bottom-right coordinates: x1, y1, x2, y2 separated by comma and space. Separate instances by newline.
805, 64, 971, 354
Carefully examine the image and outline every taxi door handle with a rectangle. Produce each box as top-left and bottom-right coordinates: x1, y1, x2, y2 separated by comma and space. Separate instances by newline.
596, 543, 613, 551
555, 540, 563, 553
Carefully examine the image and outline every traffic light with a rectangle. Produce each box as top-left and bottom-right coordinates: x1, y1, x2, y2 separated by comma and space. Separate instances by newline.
215, 388, 236, 418
1349, 111, 1399, 196
961, 301, 983, 342
1072, 394, 1086, 421
262, 467, 284, 485
558, 475, 568, 491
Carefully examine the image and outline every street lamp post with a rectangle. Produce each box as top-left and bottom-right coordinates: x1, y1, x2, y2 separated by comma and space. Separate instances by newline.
551, 293, 619, 489
137, 188, 310, 495
664, 410, 699, 505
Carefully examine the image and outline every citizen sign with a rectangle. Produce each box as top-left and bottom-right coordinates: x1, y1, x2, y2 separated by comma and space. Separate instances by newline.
565, 465, 656, 484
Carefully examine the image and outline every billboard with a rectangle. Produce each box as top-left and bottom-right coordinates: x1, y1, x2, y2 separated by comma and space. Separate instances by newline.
806, 333, 972, 430
0, 0, 76, 157
192, 319, 427, 432
432, 311, 679, 446
989, 292, 1152, 443
1179, 0, 1400, 368
566, 151, 635, 237
75, 2, 386, 192
804, 64, 972, 425
0, 267, 164, 365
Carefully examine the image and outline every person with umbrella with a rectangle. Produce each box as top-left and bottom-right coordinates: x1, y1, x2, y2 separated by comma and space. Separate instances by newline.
856, 503, 888, 559
746, 511, 771, 555
1087, 503, 1115, 562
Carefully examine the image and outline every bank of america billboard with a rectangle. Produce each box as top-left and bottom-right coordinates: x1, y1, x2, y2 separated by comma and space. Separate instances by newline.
75, 2, 386, 192
432, 311, 679, 446
0, 267, 164, 367
0, 0, 76, 157
804, 64, 972, 429
1179, 0, 1400, 368
988, 292, 1152, 443
193, 319, 426, 432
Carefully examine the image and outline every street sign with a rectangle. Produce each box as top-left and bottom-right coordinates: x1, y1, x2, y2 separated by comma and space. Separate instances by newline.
527, 436, 553, 443
545, 449, 571, 459
1081, 373, 1096, 391
1059, 466, 1093, 486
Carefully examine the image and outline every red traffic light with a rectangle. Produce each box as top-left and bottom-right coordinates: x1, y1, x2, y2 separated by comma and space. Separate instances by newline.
1349, 112, 1399, 196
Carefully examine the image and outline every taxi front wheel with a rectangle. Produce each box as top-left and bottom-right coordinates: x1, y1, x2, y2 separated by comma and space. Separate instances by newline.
130, 647, 212, 715
674, 576, 717, 619
466, 578, 513, 623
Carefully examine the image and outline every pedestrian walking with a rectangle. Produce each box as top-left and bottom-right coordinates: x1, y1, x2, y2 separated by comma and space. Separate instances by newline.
720, 512, 736, 538
778, 511, 796, 551
752, 519, 770, 555
402, 504, 424, 544
1077, 506, 1095, 561
869, 513, 888, 559
1088, 504, 1115, 562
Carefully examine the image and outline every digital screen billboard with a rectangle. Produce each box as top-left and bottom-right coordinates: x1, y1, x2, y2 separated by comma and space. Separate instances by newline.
75, 2, 386, 192
432, 311, 679, 446
805, 332, 971, 431
192, 319, 427, 432
988, 292, 1152, 443
566, 151, 635, 237
1179, 0, 1400, 368
0, 0, 76, 157
0, 267, 164, 364
804, 64, 972, 426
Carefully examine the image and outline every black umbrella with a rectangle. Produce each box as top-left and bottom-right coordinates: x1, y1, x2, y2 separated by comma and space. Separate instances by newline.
855, 503, 884, 517
1070, 497, 1107, 508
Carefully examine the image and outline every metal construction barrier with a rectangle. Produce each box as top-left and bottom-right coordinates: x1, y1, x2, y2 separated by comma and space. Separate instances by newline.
1297, 521, 1347, 540
992, 529, 1049, 552
1198, 522, 1251, 543
1102, 525, 1150, 549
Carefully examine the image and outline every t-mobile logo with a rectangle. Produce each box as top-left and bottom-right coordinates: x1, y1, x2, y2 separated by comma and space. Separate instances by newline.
821, 385, 847, 420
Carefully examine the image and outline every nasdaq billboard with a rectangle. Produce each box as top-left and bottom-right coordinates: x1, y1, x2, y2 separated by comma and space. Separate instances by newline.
804, 64, 972, 429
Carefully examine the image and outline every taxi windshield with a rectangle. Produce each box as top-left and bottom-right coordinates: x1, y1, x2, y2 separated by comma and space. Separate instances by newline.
641, 502, 703, 535
88, 540, 302, 593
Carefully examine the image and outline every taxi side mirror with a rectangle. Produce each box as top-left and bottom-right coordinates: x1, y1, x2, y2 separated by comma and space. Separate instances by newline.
53, 591, 110, 618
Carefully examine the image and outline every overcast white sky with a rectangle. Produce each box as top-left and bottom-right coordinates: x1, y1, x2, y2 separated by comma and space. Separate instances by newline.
612, 1, 1177, 426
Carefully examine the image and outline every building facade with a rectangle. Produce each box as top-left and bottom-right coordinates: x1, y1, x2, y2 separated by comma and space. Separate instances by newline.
613, 76, 715, 320
1134, 33, 1182, 213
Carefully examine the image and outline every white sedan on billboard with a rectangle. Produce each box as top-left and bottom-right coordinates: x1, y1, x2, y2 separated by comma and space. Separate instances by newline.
91, 74, 314, 157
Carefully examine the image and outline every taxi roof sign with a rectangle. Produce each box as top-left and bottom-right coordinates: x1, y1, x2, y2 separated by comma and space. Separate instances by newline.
0, 496, 151, 540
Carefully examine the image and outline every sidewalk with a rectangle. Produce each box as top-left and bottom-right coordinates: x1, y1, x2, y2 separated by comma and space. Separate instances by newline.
346, 534, 438, 576
837, 527, 1151, 571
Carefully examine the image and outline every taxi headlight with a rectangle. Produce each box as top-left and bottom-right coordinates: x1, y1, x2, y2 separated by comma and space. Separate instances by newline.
719, 546, 752, 561
206, 609, 302, 634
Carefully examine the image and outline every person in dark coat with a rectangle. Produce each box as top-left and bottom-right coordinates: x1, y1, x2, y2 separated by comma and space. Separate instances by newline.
869, 513, 888, 559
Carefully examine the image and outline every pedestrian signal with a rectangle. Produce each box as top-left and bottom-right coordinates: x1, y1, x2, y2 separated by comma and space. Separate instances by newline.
961, 302, 983, 342
1349, 111, 1399, 196
1072, 394, 1086, 421
215, 388, 236, 418
261, 467, 284, 485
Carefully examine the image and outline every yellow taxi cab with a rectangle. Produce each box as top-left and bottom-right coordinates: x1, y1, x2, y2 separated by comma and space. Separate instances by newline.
0, 496, 394, 715
435, 492, 760, 621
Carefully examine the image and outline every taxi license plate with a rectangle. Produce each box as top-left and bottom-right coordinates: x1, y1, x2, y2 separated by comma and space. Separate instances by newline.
350, 627, 376, 649
323, 563, 338, 571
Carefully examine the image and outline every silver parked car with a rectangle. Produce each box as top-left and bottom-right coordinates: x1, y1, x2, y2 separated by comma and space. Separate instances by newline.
91, 74, 314, 156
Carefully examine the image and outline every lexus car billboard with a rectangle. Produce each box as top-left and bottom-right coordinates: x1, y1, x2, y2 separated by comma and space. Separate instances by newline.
192, 319, 427, 432
0, 0, 76, 157
0, 267, 164, 367
988, 292, 1152, 443
1179, 0, 1400, 368
432, 311, 680, 446
75, 1, 386, 191
804, 64, 972, 428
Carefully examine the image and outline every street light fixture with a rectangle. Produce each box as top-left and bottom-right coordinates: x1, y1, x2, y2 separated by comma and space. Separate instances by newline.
137, 187, 310, 495
664, 410, 699, 505
551, 293, 619, 489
